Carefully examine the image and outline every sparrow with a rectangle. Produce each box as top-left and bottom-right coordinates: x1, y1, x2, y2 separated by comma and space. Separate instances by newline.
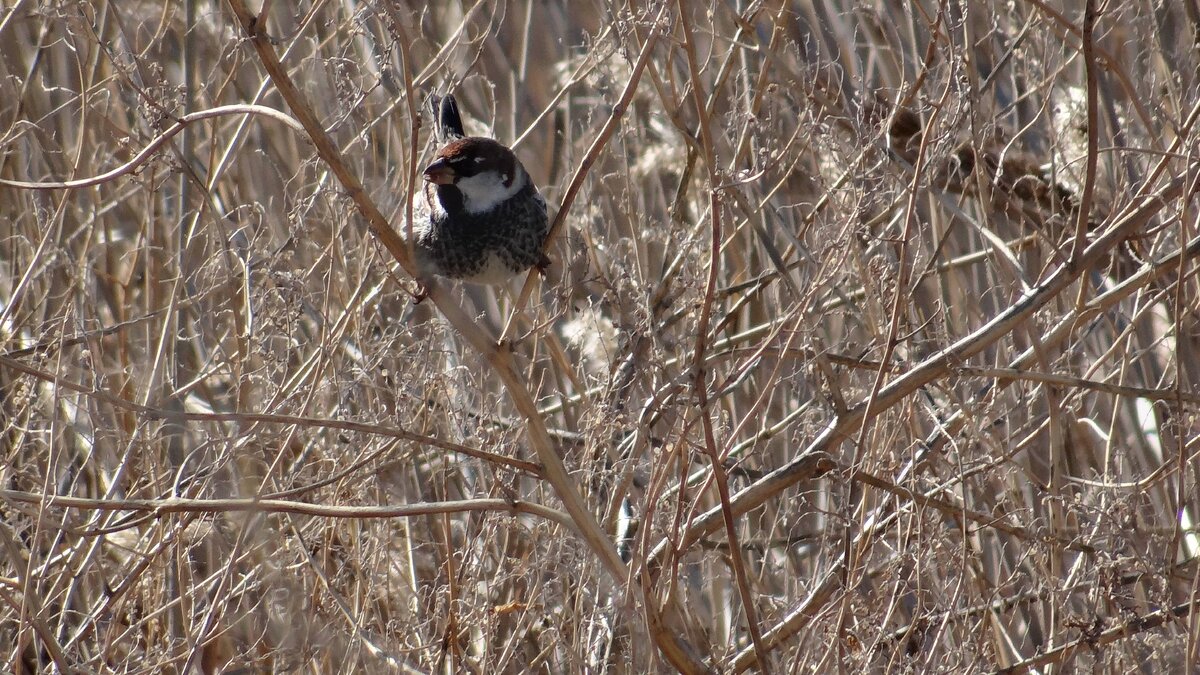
408, 94, 550, 286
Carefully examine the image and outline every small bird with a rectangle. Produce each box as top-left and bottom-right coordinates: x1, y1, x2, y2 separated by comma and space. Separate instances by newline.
409, 94, 550, 286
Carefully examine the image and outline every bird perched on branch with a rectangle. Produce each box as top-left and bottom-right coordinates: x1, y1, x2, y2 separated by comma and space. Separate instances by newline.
408, 94, 550, 286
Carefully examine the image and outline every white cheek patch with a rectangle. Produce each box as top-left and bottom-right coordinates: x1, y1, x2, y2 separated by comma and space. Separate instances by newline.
455, 170, 524, 214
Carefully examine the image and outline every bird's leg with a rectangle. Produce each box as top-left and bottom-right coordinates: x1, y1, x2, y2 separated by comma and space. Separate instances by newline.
535, 253, 552, 277
410, 282, 429, 304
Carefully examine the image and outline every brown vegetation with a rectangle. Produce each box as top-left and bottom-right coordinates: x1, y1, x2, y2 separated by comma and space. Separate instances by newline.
2, 1, 1199, 672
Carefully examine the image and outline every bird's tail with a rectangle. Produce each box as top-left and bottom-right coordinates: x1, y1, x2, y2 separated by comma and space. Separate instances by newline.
433, 94, 466, 141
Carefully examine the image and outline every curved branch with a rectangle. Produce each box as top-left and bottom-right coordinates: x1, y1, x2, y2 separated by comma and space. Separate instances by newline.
0, 104, 306, 190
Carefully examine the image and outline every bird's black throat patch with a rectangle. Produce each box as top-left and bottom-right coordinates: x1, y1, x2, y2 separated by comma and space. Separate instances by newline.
436, 183, 467, 215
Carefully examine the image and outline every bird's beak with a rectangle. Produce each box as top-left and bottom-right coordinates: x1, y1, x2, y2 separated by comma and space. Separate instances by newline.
423, 158, 457, 185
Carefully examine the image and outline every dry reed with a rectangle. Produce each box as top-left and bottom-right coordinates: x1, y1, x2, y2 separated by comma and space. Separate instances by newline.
2, 1, 1199, 673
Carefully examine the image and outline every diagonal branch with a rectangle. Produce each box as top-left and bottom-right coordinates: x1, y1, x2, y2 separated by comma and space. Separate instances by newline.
650, 157, 1200, 569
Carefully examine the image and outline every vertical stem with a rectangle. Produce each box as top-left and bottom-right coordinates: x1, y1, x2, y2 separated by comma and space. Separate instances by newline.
676, 0, 771, 670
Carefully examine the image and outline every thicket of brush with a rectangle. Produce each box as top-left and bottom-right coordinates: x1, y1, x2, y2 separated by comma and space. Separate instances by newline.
3, 1, 1199, 672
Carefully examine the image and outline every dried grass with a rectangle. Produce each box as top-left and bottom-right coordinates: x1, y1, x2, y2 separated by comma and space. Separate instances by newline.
2, 1, 1199, 673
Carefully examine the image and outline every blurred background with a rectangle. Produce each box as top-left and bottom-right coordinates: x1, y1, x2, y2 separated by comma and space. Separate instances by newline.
2, 1, 1199, 672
